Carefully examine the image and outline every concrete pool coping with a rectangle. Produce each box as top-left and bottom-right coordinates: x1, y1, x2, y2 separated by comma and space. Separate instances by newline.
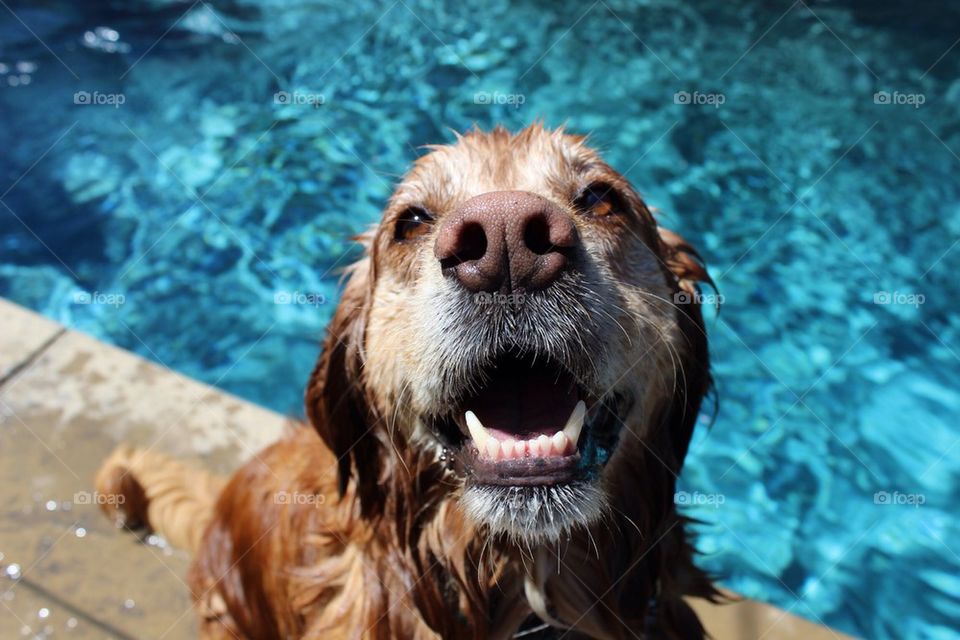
0, 298, 852, 639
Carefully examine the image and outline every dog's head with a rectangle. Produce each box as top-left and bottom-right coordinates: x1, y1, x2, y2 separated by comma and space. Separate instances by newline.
307, 124, 712, 546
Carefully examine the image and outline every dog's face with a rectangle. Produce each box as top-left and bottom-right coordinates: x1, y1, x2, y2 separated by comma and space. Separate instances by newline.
308, 125, 711, 546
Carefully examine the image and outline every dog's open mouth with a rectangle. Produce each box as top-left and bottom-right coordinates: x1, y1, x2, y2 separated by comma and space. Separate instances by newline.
431, 353, 624, 486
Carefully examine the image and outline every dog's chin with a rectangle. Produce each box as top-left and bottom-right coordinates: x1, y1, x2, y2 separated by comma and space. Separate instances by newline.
421, 350, 628, 545
461, 481, 608, 546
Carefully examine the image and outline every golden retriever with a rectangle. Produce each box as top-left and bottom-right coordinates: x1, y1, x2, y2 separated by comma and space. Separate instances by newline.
96, 124, 719, 639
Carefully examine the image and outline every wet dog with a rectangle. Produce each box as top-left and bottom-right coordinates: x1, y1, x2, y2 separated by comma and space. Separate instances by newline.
97, 124, 718, 639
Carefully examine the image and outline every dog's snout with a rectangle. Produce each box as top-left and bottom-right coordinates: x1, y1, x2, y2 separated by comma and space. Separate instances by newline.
434, 191, 577, 293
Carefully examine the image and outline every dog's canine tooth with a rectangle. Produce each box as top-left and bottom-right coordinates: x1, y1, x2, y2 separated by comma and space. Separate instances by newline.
465, 411, 488, 450
562, 400, 586, 448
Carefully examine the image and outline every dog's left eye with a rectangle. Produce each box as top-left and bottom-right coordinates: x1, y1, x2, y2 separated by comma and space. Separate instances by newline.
394, 206, 434, 242
574, 183, 627, 218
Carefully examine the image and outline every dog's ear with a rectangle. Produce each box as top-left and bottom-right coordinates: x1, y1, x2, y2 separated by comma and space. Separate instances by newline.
657, 226, 714, 293
655, 226, 714, 466
305, 255, 384, 517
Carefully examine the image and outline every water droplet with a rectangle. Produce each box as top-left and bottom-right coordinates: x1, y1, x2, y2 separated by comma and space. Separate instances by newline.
19, 625, 30, 636
146, 534, 168, 549
98, 27, 120, 42
5, 563, 22, 580
38, 608, 50, 619
66, 617, 77, 629
123, 598, 135, 609
74, 527, 86, 539
45, 501, 57, 512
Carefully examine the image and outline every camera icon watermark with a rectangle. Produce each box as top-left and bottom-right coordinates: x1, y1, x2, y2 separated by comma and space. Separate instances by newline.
674, 490, 725, 508
873, 490, 925, 508
72, 290, 125, 308
873, 90, 925, 109
273, 290, 327, 307
73, 90, 126, 108
674, 90, 725, 108
873, 290, 924, 308
273, 91, 325, 108
474, 91, 526, 108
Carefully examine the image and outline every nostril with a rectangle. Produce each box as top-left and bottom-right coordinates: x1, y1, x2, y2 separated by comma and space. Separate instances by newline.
459, 222, 487, 261
523, 214, 554, 255
440, 221, 487, 270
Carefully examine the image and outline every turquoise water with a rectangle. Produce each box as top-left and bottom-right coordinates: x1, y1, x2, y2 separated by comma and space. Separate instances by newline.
1, 1, 959, 637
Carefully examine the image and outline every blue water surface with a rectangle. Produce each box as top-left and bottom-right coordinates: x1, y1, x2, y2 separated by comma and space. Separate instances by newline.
1, 1, 959, 637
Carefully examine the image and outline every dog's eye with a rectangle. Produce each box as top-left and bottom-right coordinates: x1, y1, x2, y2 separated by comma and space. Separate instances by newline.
574, 183, 627, 218
394, 206, 434, 242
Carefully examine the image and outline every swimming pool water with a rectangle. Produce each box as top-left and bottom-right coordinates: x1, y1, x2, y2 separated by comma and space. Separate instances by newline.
1, 1, 959, 637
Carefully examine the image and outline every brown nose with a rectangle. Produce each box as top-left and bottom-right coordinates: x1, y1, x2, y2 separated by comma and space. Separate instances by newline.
434, 191, 578, 293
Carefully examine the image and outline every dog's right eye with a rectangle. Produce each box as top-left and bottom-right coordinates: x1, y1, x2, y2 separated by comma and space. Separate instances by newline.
573, 183, 628, 219
394, 206, 434, 242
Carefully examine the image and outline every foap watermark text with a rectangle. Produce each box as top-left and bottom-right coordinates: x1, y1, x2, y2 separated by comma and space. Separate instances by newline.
74, 491, 125, 506
74, 90, 125, 108
274, 91, 325, 108
874, 490, 925, 507
474, 91, 525, 108
873, 290, 924, 308
674, 490, 725, 508
274, 290, 327, 307
73, 290, 125, 308
274, 491, 326, 507
674, 290, 724, 306
873, 90, 925, 109
474, 292, 525, 306
674, 90, 725, 108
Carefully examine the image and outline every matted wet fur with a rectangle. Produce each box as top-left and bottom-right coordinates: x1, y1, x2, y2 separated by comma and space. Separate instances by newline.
96, 124, 720, 639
